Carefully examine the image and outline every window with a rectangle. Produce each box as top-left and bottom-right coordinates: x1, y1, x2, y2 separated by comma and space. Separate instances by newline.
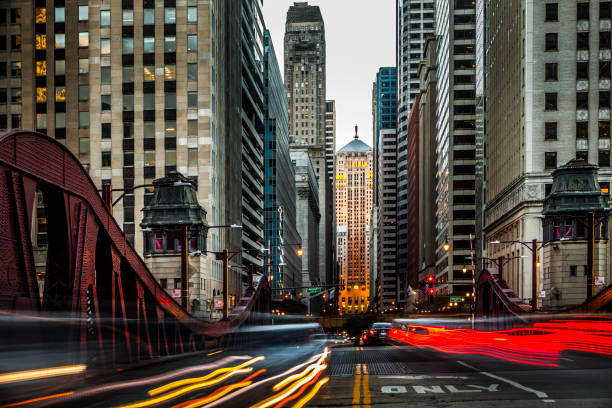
0, 88, 5, 104
188, 119, 198, 136
79, 111, 89, 128
124, 151, 134, 166
55, 7, 65, 23
11, 114, 21, 129
164, 8, 176, 24
78, 6, 88, 21
124, 123, 134, 138
10, 62, 21, 77
187, 6, 197, 22
79, 32, 89, 48
101, 123, 111, 139
545, 122, 557, 140
577, 122, 589, 139
544, 3, 558, 21
601, 61, 611, 79
577, 92, 589, 109
601, 91, 611, 108
545, 63, 558, 81
545, 33, 558, 51
10, 35, 21, 50
144, 66, 155, 81
79, 138, 89, 154
55, 60, 65, 76
122, 66, 134, 82
144, 150, 155, 166
101, 94, 111, 111
101, 151, 112, 167
55, 112, 66, 128
599, 150, 611, 166
577, 32, 589, 50
165, 120, 176, 136
122, 9, 133, 26
143, 9, 154, 25
55, 86, 66, 102
545, 92, 557, 110
32, 34, 43, 49
187, 35, 197, 52
11, 88, 21, 103
188, 148, 198, 167
79, 58, 89, 74
122, 38, 134, 54
164, 36, 176, 52
101, 66, 111, 84
0, 115, 8, 130
187, 63, 197, 80
570, 265, 577, 277
10, 8, 21, 24
602, 2, 612, 19
545, 152, 557, 169
100, 38, 111, 55
165, 65, 176, 80
577, 150, 588, 161
36, 61, 46, 76
577, 62, 589, 79
143, 37, 155, 53
100, 10, 110, 27
36, 113, 46, 129
577, 2, 589, 20
165, 149, 177, 166
601, 32, 611, 50
165, 92, 176, 109
600, 121, 610, 138
55, 33, 65, 49
143, 93, 155, 110
123, 94, 134, 111
187, 91, 197, 108
144, 121, 155, 138
35, 87, 46, 103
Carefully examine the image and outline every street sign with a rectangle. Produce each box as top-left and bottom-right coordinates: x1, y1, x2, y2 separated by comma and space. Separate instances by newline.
450, 297, 462, 302
214, 298, 223, 309
171, 289, 181, 299
595, 276, 606, 287
306, 287, 321, 294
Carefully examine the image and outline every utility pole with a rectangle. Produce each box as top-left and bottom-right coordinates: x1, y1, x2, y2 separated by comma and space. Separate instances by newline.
587, 212, 595, 299
531, 239, 538, 310
222, 249, 229, 320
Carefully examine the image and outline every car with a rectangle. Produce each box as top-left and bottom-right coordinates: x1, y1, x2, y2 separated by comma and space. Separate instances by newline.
364, 322, 392, 346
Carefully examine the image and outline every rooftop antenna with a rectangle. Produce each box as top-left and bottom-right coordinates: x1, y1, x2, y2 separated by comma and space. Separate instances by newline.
354, 124, 358, 139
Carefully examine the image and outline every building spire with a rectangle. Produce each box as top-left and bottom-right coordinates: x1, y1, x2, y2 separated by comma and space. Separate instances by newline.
354, 124, 358, 139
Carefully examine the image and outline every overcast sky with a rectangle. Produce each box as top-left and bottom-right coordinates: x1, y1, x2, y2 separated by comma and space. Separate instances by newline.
262, 0, 395, 151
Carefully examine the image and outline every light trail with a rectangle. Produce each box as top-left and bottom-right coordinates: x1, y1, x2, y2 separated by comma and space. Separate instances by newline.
273, 351, 327, 392
148, 356, 264, 396
117, 368, 253, 408
0, 365, 86, 384
0, 392, 74, 408
206, 350, 223, 357
272, 369, 324, 408
291, 377, 329, 408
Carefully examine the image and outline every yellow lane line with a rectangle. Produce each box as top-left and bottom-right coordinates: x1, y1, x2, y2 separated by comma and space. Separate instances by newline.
362, 374, 371, 408
352, 373, 361, 407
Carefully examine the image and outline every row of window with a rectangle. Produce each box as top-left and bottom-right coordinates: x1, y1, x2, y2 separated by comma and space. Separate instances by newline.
544, 151, 611, 168
100, 148, 199, 169
545, 61, 612, 81
544, 91, 612, 111
545, 121, 611, 140
0, 114, 21, 131
99, 7, 198, 27
545, 2, 612, 22
544, 32, 612, 52
99, 35, 199, 55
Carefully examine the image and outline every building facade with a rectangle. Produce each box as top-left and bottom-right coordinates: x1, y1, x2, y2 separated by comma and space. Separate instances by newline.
291, 149, 320, 288
396, 0, 436, 296
284, 2, 334, 287
433, 0, 478, 296
484, 1, 612, 303
263, 29, 301, 292
325, 100, 336, 182
336, 130, 373, 315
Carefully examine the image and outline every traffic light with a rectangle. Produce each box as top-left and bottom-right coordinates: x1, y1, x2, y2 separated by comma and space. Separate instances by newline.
426, 275, 434, 283
296, 248, 304, 256
427, 288, 435, 295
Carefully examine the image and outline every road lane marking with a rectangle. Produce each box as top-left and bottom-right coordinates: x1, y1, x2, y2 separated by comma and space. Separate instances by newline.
363, 374, 371, 408
355, 364, 362, 375
381, 385, 408, 393
380, 384, 499, 394
413, 385, 445, 394
362, 364, 369, 375
470, 384, 499, 392
378, 375, 470, 380
457, 361, 548, 399
543, 400, 556, 403
352, 373, 361, 406
445, 385, 481, 393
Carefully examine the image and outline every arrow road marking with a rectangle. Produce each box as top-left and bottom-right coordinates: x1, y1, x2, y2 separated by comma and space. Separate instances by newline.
457, 361, 548, 399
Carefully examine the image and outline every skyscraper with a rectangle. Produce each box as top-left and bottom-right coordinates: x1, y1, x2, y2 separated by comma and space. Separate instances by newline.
396, 0, 435, 292
434, 0, 478, 296
336, 129, 373, 315
284, 2, 333, 286
263, 29, 301, 291
325, 100, 336, 183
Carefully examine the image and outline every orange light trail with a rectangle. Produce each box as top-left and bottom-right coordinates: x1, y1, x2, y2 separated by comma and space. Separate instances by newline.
291, 377, 329, 408
0, 365, 86, 384
273, 352, 327, 392
272, 369, 323, 408
0, 392, 74, 408
206, 350, 223, 357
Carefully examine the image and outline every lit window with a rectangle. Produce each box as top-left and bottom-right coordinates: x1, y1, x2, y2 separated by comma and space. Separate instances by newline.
55, 86, 66, 102
36, 87, 47, 103
164, 8, 176, 24
164, 36, 176, 52
164, 65, 176, 80
35, 8, 46, 23
10, 35, 20, 50
101, 151, 112, 167
122, 37, 134, 54
143, 9, 154, 25
187, 7, 197, 23
55, 60, 65, 75
144, 66, 155, 81
100, 10, 110, 27
36, 61, 46, 76
143, 37, 155, 53
122, 9, 133, 26
78, 6, 88, 21
55, 8, 65, 23
35, 34, 46, 50
79, 32, 89, 48
165, 121, 176, 137
55, 33, 65, 49
10, 8, 21, 24
100, 38, 111, 55
187, 35, 197, 52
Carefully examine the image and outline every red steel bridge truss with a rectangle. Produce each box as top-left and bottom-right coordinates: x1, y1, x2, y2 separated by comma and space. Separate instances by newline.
0, 130, 270, 367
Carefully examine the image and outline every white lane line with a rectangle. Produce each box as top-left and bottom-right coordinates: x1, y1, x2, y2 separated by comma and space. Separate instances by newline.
543, 399, 556, 403
457, 361, 549, 399
560, 358, 574, 362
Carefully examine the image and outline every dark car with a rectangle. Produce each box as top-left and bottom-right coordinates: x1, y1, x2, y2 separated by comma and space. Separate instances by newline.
364, 322, 392, 346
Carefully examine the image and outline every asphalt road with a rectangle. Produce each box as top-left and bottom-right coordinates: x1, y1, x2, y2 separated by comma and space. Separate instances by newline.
1, 341, 611, 407
311, 344, 612, 408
